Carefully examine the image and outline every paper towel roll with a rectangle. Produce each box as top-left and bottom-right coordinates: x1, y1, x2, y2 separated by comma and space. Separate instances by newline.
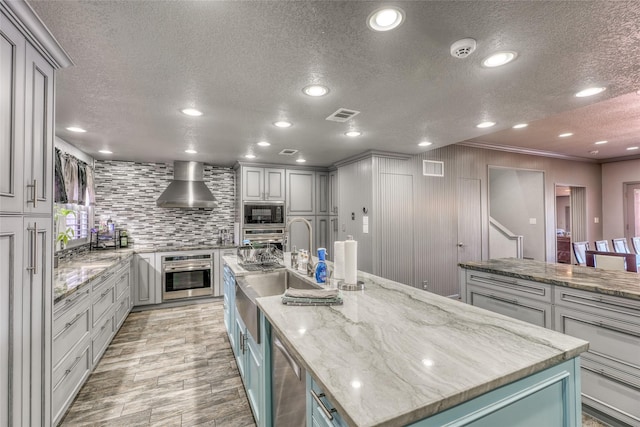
333, 241, 345, 280
344, 238, 358, 285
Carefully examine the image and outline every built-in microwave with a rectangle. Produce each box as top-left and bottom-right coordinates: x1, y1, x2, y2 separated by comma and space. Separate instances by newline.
243, 202, 285, 226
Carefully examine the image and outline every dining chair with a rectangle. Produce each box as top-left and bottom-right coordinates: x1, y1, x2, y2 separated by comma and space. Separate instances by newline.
612, 238, 631, 254
593, 254, 627, 271
632, 237, 640, 255
595, 240, 610, 251
572, 241, 589, 265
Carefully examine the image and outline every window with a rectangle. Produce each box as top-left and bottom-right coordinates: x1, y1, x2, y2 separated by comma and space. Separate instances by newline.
55, 203, 93, 249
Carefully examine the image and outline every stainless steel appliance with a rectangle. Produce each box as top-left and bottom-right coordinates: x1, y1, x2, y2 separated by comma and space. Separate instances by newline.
161, 254, 213, 300
242, 227, 285, 250
243, 202, 285, 226
272, 332, 306, 427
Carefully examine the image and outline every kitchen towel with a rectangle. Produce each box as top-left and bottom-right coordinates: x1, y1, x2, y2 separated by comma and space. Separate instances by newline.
334, 241, 345, 280
281, 288, 343, 306
344, 238, 358, 285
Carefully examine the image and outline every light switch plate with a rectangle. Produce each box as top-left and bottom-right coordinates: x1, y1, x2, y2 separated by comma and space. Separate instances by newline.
594, 217, 600, 223
529, 218, 537, 225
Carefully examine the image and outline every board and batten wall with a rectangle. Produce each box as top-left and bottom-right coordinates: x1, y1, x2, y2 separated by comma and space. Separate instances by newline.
94, 160, 235, 246
339, 145, 603, 297
601, 158, 640, 239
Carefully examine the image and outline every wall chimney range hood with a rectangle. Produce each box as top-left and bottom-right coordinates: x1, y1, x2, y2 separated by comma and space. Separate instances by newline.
156, 161, 216, 208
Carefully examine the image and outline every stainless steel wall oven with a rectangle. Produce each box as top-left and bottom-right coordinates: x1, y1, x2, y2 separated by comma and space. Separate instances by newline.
161, 254, 213, 300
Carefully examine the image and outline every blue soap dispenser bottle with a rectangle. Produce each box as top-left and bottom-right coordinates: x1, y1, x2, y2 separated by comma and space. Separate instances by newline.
315, 248, 328, 284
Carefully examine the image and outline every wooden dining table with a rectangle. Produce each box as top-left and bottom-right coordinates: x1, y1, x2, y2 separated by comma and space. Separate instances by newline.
585, 250, 639, 272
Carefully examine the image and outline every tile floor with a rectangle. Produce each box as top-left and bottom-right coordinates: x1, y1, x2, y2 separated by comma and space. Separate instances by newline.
60, 300, 255, 426
60, 299, 611, 427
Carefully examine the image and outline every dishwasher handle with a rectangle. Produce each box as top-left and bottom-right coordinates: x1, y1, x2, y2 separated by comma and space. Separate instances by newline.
274, 336, 301, 380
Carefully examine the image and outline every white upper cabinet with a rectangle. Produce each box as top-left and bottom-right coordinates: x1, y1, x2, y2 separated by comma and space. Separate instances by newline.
0, 12, 25, 214
242, 166, 285, 201
329, 170, 338, 215
0, 12, 54, 215
286, 170, 315, 216
315, 172, 329, 215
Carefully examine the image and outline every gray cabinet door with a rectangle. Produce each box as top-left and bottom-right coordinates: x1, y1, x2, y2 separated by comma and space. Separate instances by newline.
316, 216, 329, 252
0, 216, 23, 426
286, 170, 315, 215
327, 217, 339, 261
134, 253, 156, 305
22, 217, 53, 426
24, 44, 54, 215
242, 166, 264, 201
329, 170, 338, 215
0, 12, 25, 214
316, 172, 329, 215
264, 168, 285, 200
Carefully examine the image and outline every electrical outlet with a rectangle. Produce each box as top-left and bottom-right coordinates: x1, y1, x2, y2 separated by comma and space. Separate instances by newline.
529, 218, 537, 225
594, 217, 600, 224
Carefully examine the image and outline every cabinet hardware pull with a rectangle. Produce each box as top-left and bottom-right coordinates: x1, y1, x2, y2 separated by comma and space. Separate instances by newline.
64, 355, 83, 377
239, 331, 244, 353
101, 319, 109, 331
65, 289, 89, 305
488, 294, 519, 305
563, 315, 640, 339
27, 179, 37, 207
471, 275, 518, 287
310, 389, 337, 421
101, 289, 111, 298
582, 365, 640, 392
26, 223, 38, 274
65, 312, 83, 330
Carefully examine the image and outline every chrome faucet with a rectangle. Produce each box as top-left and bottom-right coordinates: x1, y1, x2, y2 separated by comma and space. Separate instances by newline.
285, 217, 315, 276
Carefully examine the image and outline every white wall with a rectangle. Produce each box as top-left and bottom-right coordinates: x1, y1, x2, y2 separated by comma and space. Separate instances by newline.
602, 159, 640, 239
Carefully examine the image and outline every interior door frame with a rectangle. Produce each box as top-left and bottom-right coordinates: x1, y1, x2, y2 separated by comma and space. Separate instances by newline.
623, 181, 640, 241
554, 183, 587, 264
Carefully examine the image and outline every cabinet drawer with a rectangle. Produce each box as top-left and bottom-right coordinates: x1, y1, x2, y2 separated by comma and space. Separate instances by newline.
92, 283, 115, 328
467, 285, 552, 328
92, 315, 114, 365
581, 361, 640, 426
466, 271, 552, 303
309, 378, 347, 427
52, 341, 91, 419
555, 305, 640, 373
115, 294, 130, 329
53, 300, 90, 369
115, 268, 130, 300
54, 286, 90, 318
555, 287, 640, 324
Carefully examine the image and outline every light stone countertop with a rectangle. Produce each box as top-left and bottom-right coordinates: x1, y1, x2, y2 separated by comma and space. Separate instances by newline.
459, 258, 640, 300
257, 268, 589, 427
54, 244, 235, 305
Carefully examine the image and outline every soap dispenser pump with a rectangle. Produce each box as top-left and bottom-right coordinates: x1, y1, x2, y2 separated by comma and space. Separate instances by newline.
315, 248, 328, 284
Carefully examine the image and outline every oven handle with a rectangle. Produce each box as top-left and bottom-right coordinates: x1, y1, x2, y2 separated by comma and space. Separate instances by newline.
163, 263, 212, 273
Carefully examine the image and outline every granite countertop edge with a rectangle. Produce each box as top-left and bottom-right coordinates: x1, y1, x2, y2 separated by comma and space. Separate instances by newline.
459, 259, 640, 301
54, 244, 236, 305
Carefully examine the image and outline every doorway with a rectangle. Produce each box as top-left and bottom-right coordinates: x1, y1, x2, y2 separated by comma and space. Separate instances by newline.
623, 182, 640, 241
555, 184, 587, 264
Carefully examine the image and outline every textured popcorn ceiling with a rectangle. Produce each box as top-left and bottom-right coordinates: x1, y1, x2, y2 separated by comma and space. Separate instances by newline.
28, 0, 640, 166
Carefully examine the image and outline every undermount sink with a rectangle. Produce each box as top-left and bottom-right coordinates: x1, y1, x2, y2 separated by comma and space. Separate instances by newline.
236, 270, 319, 343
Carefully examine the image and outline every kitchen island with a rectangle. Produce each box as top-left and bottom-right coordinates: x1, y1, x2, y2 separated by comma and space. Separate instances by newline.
251, 264, 588, 427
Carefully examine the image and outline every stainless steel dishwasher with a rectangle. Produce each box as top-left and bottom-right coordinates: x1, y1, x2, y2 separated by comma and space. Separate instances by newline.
272, 332, 306, 426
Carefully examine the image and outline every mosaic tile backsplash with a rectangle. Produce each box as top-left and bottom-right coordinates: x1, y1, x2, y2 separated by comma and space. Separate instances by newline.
94, 161, 235, 246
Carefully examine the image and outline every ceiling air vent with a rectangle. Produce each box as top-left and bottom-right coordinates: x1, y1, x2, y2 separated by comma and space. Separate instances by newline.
423, 160, 444, 177
326, 108, 360, 122
279, 149, 298, 156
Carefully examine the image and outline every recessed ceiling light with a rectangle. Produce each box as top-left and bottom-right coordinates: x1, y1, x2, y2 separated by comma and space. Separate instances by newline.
627, 146, 639, 151
482, 51, 517, 68
296, 158, 306, 163
303, 85, 329, 97
476, 121, 496, 128
418, 141, 432, 147
245, 154, 256, 159
180, 108, 203, 117
594, 140, 608, 145
350, 380, 362, 389
274, 121, 292, 128
367, 7, 405, 32
66, 126, 87, 133
99, 150, 112, 154
257, 141, 271, 147
345, 131, 362, 137
558, 132, 573, 138
185, 149, 197, 154
512, 123, 528, 129
575, 87, 606, 98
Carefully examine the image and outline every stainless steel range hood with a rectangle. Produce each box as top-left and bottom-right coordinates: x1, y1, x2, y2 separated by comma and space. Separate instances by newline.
156, 161, 216, 208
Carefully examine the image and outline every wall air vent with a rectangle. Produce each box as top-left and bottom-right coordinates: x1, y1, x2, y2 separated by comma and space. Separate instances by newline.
326, 108, 360, 122
279, 149, 298, 156
423, 160, 444, 177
